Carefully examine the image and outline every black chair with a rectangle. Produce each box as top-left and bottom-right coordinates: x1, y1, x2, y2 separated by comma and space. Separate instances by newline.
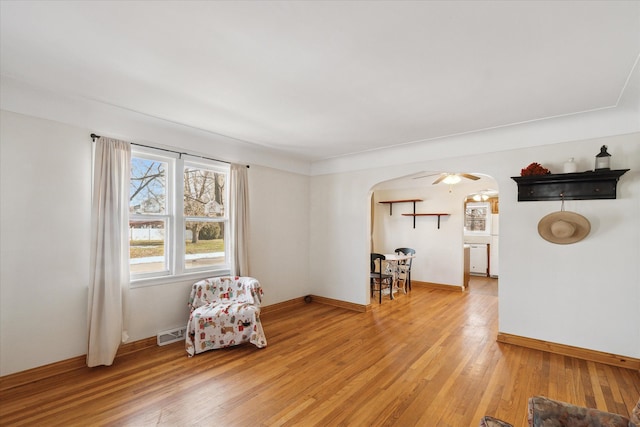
394, 248, 415, 291
370, 253, 394, 303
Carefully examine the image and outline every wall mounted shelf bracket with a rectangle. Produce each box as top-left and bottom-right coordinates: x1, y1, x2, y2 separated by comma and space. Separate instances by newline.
378, 199, 422, 215
401, 213, 450, 229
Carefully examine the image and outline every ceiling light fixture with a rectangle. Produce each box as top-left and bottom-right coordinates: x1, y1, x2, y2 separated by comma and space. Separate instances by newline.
442, 174, 462, 185
473, 194, 489, 201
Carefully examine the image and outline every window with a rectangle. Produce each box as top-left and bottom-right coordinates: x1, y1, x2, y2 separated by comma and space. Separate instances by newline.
129, 154, 170, 276
464, 202, 491, 235
129, 148, 230, 282
183, 165, 227, 270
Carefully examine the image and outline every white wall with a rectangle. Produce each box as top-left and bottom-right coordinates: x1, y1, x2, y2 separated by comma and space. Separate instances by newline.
0, 110, 310, 375
247, 165, 311, 304
1, 111, 91, 374
309, 134, 640, 360
498, 139, 639, 357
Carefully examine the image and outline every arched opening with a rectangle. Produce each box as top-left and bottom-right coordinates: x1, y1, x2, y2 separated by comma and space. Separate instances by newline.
368, 171, 499, 303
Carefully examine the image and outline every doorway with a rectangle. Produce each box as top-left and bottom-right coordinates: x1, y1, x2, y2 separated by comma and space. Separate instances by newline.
370, 171, 499, 293
464, 190, 499, 281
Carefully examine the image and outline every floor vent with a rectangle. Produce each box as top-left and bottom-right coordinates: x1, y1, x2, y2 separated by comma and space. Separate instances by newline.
157, 326, 187, 346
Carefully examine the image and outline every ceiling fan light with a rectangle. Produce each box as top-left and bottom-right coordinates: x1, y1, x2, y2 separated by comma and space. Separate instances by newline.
472, 193, 490, 201
442, 174, 462, 185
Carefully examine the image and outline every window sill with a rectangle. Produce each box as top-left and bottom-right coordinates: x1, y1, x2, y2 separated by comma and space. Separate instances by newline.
130, 269, 231, 288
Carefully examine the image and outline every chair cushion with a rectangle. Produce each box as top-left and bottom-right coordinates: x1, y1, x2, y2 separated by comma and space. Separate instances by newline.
528, 396, 633, 427
479, 415, 513, 427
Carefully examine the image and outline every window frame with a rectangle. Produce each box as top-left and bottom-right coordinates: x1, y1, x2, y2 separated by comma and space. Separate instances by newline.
180, 157, 230, 275
129, 147, 231, 287
463, 201, 492, 236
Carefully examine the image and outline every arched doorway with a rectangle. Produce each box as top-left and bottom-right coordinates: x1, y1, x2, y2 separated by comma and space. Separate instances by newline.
369, 171, 499, 301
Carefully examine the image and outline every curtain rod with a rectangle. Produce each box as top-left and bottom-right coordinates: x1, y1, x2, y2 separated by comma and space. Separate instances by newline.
90, 133, 248, 168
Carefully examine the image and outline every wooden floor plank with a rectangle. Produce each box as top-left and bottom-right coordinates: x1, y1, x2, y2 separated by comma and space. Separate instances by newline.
1, 277, 638, 426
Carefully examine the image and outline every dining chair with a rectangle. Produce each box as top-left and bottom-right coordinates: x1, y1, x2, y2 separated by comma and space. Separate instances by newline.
394, 247, 416, 291
370, 253, 394, 303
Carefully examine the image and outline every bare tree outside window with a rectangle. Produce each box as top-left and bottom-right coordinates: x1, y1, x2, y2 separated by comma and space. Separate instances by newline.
128, 151, 230, 279
184, 168, 224, 243
130, 159, 166, 214
183, 166, 226, 270
129, 158, 168, 274
464, 202, 490, 234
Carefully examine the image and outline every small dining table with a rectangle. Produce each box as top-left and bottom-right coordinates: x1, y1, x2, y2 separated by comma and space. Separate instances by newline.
382, 253, 416, 297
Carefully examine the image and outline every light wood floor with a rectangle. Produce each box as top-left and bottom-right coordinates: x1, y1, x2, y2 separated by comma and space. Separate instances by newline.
1, 278, 639, 426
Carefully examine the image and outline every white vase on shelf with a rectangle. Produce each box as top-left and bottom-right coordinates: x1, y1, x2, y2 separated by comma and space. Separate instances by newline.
563, 158, 577, 173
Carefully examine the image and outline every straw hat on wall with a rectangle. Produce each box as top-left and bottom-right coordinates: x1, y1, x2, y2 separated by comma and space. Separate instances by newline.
537, 211, 591, 244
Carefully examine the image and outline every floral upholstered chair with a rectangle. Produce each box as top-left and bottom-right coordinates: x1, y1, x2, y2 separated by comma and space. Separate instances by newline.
186, 276, 267, 356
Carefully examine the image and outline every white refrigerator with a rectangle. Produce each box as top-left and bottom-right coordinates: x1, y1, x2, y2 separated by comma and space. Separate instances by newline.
490, 214, 499, 278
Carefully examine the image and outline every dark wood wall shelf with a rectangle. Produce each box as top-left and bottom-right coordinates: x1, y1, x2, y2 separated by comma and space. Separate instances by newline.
401, 213, 450, 229
511, 169, 629, 201
378, 199, 448, 229
378, 199, 422, 215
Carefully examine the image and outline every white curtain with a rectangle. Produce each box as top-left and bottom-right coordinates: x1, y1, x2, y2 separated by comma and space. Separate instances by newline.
87, 137, 131, 367
230, 164, 249, 276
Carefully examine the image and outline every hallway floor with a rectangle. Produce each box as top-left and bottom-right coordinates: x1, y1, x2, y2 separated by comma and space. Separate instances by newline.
467, 275, 498, 296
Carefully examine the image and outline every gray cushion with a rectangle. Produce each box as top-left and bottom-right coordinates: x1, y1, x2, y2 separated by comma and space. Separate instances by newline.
479, 415, 514, 427
630, 397, 640, 426
528, 396, 633, 427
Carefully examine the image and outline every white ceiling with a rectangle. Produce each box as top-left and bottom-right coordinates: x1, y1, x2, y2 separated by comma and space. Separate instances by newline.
1, 1, 639, 162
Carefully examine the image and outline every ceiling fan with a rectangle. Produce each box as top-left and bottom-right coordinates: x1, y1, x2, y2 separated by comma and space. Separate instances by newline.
413, 172, 481, 185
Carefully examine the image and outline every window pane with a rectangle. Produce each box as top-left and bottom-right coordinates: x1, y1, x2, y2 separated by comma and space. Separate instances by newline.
464, 203, 490, 233
129, 220, 167, 274
184, 167, 225, 217
184, 221, 225, 269
130, 157, 166, 214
